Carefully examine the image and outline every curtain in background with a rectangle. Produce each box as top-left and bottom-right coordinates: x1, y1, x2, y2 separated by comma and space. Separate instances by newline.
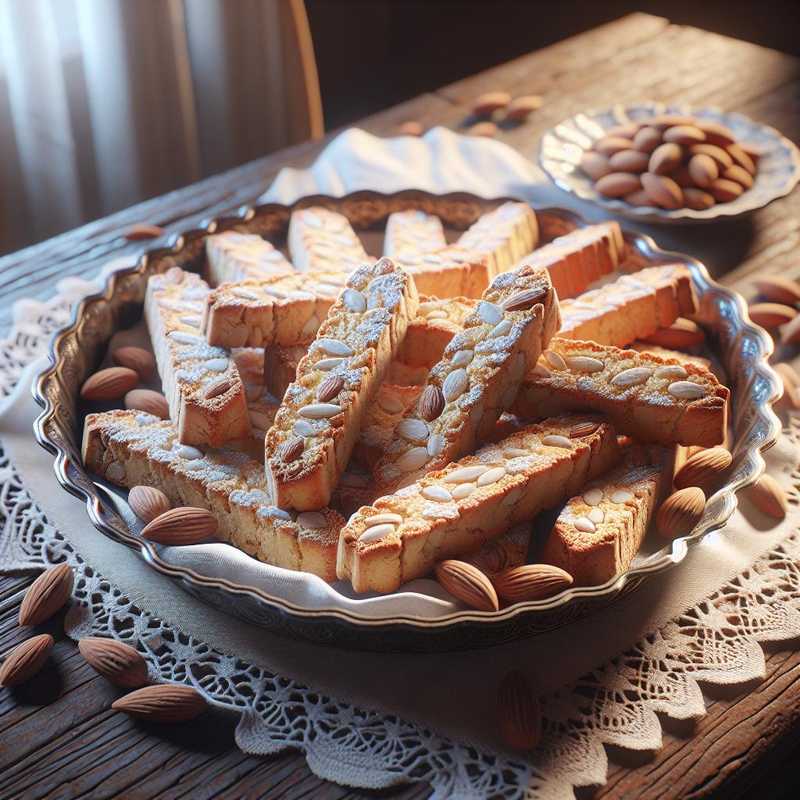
0, 0, 322, 253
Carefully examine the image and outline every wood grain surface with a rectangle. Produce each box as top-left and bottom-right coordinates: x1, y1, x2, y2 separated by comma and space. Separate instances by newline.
2, 12, 800, 799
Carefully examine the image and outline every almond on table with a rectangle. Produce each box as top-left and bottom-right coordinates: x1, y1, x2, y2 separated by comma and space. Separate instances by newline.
265, 257, 419, 511
338, 416, 621, 593
288, 206, 370, 273
81, 410, 344, 580
373, 265, 559, 494
206, 231, 294, 284
514, 339, 729, 447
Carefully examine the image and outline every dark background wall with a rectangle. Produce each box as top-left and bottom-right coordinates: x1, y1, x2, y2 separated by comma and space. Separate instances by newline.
306, 0, 800, 129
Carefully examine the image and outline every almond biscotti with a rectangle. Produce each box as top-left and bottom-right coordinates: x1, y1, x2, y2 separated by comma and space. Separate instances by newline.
338, 416, 621, 593
541, 448, 671, 585
202, 270, 349, 348
354, 383, 423, 468
396, 245, 492, 298
206, 231, 294, 285
373, 266, 560, 494
398, 295, 478, 368
144, 269, 251, 447
457, 201, 539, 277
263, 343, 308, 399
514, 339, 729, 446
383, 209, 447, 260
288, 206, 369, 272
265, 257, 419, 511
81, 411, 343, 580
559, 264, 696, 347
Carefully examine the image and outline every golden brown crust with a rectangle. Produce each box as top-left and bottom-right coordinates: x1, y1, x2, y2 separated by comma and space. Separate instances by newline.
206, 231, 294, 284
383, 210, 447, 260
288, 207, 369, 272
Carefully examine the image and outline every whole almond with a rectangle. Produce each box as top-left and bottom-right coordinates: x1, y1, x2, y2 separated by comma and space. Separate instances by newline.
498, 670, 541, 750
493, 564, 573, 604
0, 634, 54, 687
709, 178, 743, 203
125, 223, 165, 241
398, 120, 423, 136
688, 143, 734, 170
419, 385, 445, 421
604, 123, 640, 140
745, 474, 787, 519
671, 165, 695, 188
579, 151, 611, 181
633, 126, 662, 154
683, 188, 715, 210
204, 379, 233, 400
641, 173, 683, 210
569, 421, 600, 438
624, 189, 653, 207
608, 149, 650, 173
125, 389, 169, 419
748, 302, 797, 329
688, 154, 719, 188
317, 375, 344, 403
726, 143, 756, 175
78, 637, 149, 688
723, 164, 754, 189
674, 447, 732, 493
468, 121, 498, 138
112, 346, 156, 381
662, 125, 706, 145
141, 507, 217, 545
18, 563, 74, 626
656, 487, 706, 539
435, 560, 499, 612
595, 172, 641, 198
641, 318, 705, 350
696, 121, 736, 147
129, 485, 171, 523
280, 437, 305, 463
471, 91, 511, 116
81, 367, 139, 401
594, 136, 635, 156
503, 288, 543, 312
753, 276, 800, 306
648, 142, 682, 175
505, 95, 543, 121
650, 113, 697, 130
111, 683, 207, 722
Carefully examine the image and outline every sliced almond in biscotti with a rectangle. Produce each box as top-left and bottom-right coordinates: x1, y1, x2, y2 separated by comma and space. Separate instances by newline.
648, 142, 682, 175
745, 474, 787, 519
748, 303, 797, 329
609, 150, 650, 173
683, 188, 715, 211
753, 276, 800, 306
579, 151, 612, 181
641, 173, 683, 210
435, 560, 499, 611
633, 126, 661, 153
656, 486, 706, 539
81, 367, 139, 401
641, 318, 705, 350
18, 563, 74, 626
112, 346, 156, 381
125, 389, 169, 419
688, 154, 719, 188
673, 447, 732, 493
595, 172, 641, 197
709, 178, 743, 203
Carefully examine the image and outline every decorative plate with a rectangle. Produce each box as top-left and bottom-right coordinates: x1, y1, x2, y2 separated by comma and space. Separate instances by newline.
33, 190, 782, 651
539, 102, 800, 224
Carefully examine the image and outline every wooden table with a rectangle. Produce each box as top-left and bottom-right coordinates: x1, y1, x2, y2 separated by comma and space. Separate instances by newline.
2, 13, 800, 799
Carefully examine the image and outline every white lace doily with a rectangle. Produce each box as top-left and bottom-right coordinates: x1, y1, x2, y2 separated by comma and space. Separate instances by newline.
3, 262, 800, 799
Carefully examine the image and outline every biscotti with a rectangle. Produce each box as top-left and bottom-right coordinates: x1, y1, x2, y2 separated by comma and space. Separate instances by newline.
396, 245, 492, 298
383, 210, 446, 260
81, 411, 342, 580
264, 344, 308, 399
265, 257, 419, 511
206, 231, 294, 284
457, 201, 539, 276
541, 447, 671, 585
338, 416, 621, 593
514, 339, 729, 446
354, 383, 423, 468
288, 206, 369, 272
398, 295, 478, 368
558, 264, 696, 347
202, 270, 349, 348
144, 269, 251, 447
373, 265, 560, 493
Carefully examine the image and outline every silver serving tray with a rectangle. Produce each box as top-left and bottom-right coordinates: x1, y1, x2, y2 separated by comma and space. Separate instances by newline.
33, 190, 782, 651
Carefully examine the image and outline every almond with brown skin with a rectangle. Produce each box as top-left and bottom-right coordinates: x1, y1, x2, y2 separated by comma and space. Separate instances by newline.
579, 151, 611, 181
748, 303, 797, 329
502, 288, 543, 312
419, 385, 445, 421
673, 447, 732, 493
648, 142, 682, 175
641, 172, 683, 210
689, 143, 733, 170
129, 486, 170, 523
125, 389, 169, 419
726, 143, 756, 175
111, 684, 207, 722
688, 154, 719, 188
317, 375, 344, 403
745, 474, 787, 519
683, 188, 715, 211
608, 149, 650, 173
112, 346, 156, 381
0, 634, 54, 687
505, 94, 542, 121
204, 379, 233, 400
498, 670, 541, 751
753, 276, 800, 306
633, 126, 662, 154
724, 164, 754, 190
471, 91, 510, 116
493, 564, 573, 604
595, 172, 641, 198
81, 367, 139, 401
125, 223, 165, 241
569, 421, 600, 438
141, 507, 217, 545
656, 487, 706, 539
641, 318, 705, 350
709, 178, 743, 203
594, 136, 635, 156
79, 637, 149, 688
696, 121, 736, 147
662, 125, 706, 146
18, 563, 74, 626
280, 437, 304, 463
435, 560, 499, 612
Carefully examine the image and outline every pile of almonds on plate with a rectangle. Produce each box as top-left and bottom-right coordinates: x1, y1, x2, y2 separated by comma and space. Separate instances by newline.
580, 114, 759, 210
